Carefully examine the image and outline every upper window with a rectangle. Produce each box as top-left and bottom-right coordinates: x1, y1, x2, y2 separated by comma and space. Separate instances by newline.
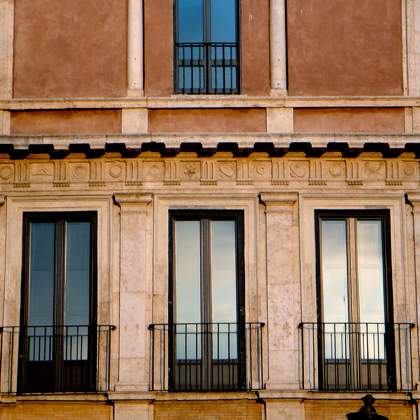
174, 0, 239, 94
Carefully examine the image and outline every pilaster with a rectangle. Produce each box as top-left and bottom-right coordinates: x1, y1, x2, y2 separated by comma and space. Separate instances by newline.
127, 0, 144, 97
260, 192, 300, 389
407, 193, 420, 389
407, 0, 420, 96
270, 0, 287, 96
0, 0, 14, 99
113, 193, 153, 391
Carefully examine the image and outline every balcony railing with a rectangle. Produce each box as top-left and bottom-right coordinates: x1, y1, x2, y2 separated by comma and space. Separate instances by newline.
0, 325, 115, 394
299, 322, 414, 392
149, 322, 264, 392
175, 42, 239, 94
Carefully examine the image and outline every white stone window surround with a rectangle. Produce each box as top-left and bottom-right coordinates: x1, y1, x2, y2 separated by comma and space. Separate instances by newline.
0, 195, 114, 393
298, 193, 418, 389
149, 193, 265, 391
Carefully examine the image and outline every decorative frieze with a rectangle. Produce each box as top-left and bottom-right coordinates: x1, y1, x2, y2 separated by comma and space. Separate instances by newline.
0, 155, 417, 191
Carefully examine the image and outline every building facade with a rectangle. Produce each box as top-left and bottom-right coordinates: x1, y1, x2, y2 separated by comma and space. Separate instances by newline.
0, 0, 420, 419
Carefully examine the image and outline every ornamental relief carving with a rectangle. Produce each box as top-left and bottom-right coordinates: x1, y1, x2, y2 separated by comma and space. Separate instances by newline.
363, 160, 386, 179
0, 157, 417, 190
106, 162, 125, 180
180, 161, 200, 180
0, 165, 13, 182
30, 163, 54, 182
252, 161, 272, 180
218, 161, 236, 179
289, 160, 309, 179
325, 161, 346, 179
69, 163, 89, 181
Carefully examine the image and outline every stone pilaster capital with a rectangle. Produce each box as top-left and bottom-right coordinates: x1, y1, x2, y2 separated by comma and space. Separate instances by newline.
113, 193, 153, 213
260, 192, 298, 212
407, 193, 420, 213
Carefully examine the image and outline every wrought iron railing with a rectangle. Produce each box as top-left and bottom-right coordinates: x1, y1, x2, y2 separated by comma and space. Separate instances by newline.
175, 42, 239, 94
0, 325, 115, 394
149, 322, 264, 391
299, 322, 414, 392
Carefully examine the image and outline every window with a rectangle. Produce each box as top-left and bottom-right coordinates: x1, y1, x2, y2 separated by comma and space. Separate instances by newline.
315, 210, 397, 391
174, 0, 239, 94
169, 210, 245, 390
19, 212, 98, 393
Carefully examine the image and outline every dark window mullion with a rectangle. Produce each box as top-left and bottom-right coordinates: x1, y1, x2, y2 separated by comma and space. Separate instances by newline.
54, 219, 66, 391
200, 219, 212, 388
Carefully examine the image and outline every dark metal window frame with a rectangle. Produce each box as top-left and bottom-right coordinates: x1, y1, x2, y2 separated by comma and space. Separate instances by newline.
173, 0, 240, 94
314, 209, 396, 391
19, 211, 98, 393
168, 209, 245, 390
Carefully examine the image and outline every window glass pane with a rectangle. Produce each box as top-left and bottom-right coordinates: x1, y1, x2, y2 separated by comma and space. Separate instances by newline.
321, 220, 349, 360
321, 220, 349, 323
211, 221, 237, 323
65, 222, 91, 360
356, 220, 386, 360
175, 221, 201, 359
65, 222, 91, 326
211, 0, 237, 42
211, 221, 237, 359
28, 223, 55, 361
178, 0, 204, 42
356, 220, 385, 324
28, 223, 55, 327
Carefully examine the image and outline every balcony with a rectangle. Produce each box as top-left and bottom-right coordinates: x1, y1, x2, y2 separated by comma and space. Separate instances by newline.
149, 322, 264, 392
0, 325, 115, 394
299, 322, 414, 392
175, 42, 239, 94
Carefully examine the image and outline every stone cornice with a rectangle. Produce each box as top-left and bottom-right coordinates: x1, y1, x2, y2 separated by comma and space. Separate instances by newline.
1, 133, 420, 150
1, 96, 420, 110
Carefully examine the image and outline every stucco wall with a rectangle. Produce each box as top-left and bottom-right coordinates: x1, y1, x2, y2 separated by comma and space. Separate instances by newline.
294, 108, 405, 133
11, 110, 122, 135
149, 108, 267, 132
144, 0, 173, 97
13, 0, 128, 98
241, 0, 270, 95
287, 0, 403, 96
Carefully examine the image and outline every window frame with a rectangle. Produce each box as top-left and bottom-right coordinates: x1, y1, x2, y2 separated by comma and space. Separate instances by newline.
168, 209, 245, 391
19, 211, 98, 393
314, 209, 396, 390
